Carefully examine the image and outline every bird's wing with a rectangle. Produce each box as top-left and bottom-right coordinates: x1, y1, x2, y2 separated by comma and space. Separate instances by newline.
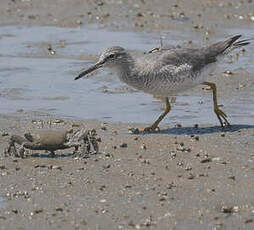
152, 35, 251, 74
158, 62, 193, 83
154, 48, 209, 76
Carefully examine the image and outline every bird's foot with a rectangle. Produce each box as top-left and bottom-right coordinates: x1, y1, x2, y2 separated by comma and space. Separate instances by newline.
138, 126, 160, 133
215, 107, 230, 127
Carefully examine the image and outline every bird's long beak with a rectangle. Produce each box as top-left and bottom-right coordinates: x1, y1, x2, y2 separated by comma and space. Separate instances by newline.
75, 60, 104, 80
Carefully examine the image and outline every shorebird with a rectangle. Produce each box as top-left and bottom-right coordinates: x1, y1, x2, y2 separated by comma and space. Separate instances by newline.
75, 35, 251, 132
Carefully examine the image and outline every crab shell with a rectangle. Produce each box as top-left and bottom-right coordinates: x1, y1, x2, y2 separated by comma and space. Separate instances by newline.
23, 130, 69, 151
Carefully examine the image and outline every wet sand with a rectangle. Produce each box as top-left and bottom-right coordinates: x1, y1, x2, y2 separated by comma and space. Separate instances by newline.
1, 0, 254, 229
1, 113, 254, 229
1, 0, 254, 32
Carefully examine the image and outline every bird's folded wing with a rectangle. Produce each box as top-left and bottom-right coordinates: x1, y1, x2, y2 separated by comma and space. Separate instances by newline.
157, 63, 193, 83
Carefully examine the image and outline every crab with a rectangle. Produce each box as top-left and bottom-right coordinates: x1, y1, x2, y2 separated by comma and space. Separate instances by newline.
4, 128, 99, 158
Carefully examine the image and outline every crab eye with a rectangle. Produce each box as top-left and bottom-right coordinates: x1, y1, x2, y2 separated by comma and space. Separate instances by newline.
108, 54, 115, 59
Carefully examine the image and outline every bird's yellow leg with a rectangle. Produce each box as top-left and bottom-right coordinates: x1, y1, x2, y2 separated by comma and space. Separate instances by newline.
203, 82, 230, 127
139, 97, 171, 132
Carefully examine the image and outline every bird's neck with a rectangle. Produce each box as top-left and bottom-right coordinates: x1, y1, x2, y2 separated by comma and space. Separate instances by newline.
115, 54, 135, 82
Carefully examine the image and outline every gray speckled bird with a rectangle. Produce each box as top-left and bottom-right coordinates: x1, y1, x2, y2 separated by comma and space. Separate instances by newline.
75, 35, 251, 132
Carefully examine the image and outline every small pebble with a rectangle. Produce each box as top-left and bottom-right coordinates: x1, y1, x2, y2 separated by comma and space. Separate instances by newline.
136, 12, 143, 17
99, 185, 106, 191
245, 219, 253, 224
119, 142, 128, 148
177, 162, 184, 166
34, 164, 47, 168
228, 176, 235, 180
55, 207, 63, 212
159, 196, 167, 201
59, 40, 66, 47
200, 158, 212, 163
49, 165, 62, 170
100, 123, 107, 130
72, 123, 81, 128
128, 220, 135, 227
34, 209, 43, 214
96, 0, 104, 6
103, 164, 111, 169
170, 152, 176, 158
142, 159, 150, 164
76, 20, 83, 25
12, 209, 18, 214
223, 70, 233, 76
140, 144, 147, 150
185, 166, 192, 171
48, 45, 56, 55
187, 173, 195, 179
175, 124, 182, 128
129, 128, 139, 134
221, 205, 239, 214
1, 132, 9, 137
167, 183, 174, 189
125, 184, 132, 188
28, 15, 36, 20
53, 119, 64, 124
212, 157, 221, 162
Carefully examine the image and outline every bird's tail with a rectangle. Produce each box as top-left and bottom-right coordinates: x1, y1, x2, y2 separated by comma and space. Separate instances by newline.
209, 35, 253, 56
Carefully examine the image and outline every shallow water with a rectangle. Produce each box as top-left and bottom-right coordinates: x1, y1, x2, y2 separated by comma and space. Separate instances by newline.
0, 25, 254, 126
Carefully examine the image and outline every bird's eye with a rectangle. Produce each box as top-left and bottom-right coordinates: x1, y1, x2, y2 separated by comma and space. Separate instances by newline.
108, 54, 115, 59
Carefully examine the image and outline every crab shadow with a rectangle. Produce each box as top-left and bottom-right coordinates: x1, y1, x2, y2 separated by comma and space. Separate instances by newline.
29, 152, 74, 158
140, 124, 254, 135
28, 152, 101, 159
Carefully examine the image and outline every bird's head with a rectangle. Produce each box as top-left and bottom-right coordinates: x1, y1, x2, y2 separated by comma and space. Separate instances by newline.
75, 46, 128, 80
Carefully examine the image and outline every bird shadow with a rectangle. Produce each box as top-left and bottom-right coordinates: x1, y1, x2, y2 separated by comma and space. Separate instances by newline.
139, 124, 254, 136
